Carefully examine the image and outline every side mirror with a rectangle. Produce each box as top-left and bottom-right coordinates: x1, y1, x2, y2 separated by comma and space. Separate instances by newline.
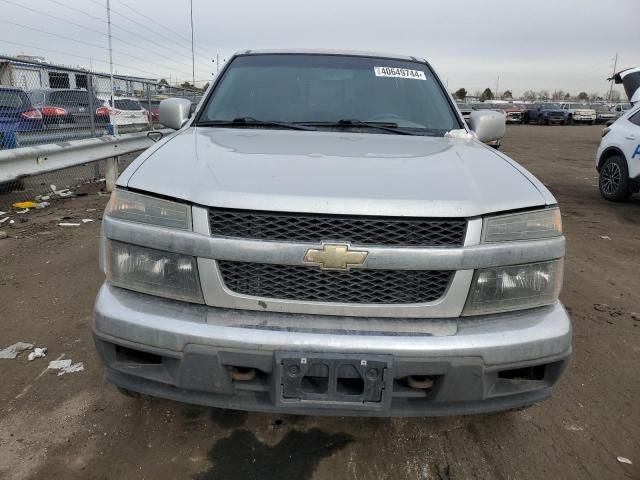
469, 111, 506, 143
159, 98, 192, 130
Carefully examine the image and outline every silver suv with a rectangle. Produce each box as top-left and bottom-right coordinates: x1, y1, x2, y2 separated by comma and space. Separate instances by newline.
93, 50, 571, 416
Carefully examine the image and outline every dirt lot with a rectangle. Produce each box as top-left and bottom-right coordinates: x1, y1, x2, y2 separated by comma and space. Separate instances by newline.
0, 125, 638, 480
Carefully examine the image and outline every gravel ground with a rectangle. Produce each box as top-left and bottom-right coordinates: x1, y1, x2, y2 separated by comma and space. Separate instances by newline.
0, 125, 638, 480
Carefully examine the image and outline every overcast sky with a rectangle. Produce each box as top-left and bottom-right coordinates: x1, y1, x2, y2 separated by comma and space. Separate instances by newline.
1, 0, 639, 97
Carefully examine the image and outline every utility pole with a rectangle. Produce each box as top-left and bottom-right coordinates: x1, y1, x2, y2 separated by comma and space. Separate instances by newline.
106, 0, 114, 106
190, 0, 195, 87
216, 53, 220, 74
608, 53, 618, 103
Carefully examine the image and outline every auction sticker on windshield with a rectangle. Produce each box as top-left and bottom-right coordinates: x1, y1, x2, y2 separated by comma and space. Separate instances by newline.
374, 66, 426, 80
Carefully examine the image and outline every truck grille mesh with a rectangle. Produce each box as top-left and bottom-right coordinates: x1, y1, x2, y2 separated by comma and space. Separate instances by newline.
218, 261, 453, 304
208, 208, 467, 246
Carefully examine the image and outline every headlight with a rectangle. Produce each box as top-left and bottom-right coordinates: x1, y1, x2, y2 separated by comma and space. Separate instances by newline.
106, 240, 203, 303
463, 260, 563, 316
106, 189, 191, 230
482, 208, 562, 243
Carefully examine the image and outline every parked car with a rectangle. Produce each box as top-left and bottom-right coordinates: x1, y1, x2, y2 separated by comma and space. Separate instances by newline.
27, 88, 110, 130
94, 50, 570, 417
560, 103, 596, 125
592, 104, 617, 124
455, 102, 473, 123
611, 102, 632, 119
99, 96, 149, 127
522, 103, 565, 125
596, 104, 640, 201
146, 99, 162, 124
492, 104, 523, 124
0, 86, 45, 149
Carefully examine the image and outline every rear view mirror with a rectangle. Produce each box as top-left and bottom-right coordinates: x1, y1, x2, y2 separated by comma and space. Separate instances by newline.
159, 98, 192, 130
469, 111, 506, 143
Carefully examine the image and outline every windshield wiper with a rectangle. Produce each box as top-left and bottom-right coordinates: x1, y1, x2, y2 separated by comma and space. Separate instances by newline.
195, 117, 316, 131
296, 119, 418, 136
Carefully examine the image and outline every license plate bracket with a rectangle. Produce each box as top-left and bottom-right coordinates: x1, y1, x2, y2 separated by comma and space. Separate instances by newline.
274, 352, 392, 411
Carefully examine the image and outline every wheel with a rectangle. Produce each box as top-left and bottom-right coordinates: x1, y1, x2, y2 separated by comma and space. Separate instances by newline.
540, 116, 547, 125
590, 120, 596, 125
566, 115, 573, 125
599, 155, 632, 201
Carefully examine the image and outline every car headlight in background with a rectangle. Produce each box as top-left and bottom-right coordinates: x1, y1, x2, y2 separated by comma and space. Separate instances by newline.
106, 240, 203, 303
106, 189, 191, 230
482, 208, 562, 243
463, 260, 563, 316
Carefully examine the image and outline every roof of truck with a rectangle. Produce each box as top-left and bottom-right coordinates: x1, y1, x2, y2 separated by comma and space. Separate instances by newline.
238, 49, 425, 63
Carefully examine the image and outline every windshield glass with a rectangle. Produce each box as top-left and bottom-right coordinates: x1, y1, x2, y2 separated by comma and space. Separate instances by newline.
198, 54, 461, 135
543, 103, 561, 110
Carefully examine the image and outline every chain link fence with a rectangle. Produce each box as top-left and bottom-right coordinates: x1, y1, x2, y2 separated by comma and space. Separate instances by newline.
0, 55, 204, 213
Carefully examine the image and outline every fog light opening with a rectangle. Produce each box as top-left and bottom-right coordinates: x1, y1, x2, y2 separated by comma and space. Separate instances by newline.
498, 365, 546, 381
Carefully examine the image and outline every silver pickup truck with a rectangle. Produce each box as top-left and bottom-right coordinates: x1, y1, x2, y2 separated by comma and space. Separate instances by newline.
93, 50, 571, 416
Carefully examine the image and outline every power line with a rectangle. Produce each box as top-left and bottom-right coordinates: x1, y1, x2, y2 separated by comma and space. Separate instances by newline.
0, 0, 211, 76
0, 19, 208, 78
45, 0, 211, 72
115, 0, 217, 60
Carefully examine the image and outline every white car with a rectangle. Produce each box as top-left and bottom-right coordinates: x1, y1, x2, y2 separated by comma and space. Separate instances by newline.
560, 103, 596, 125
100, 96, 149, 127
596, 104, 640, 201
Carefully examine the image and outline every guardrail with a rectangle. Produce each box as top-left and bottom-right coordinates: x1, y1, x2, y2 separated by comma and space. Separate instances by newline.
0, 129, 172, 189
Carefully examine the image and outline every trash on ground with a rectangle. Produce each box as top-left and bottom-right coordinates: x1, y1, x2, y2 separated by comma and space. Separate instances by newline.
28, 347, 48, 361
600, 235, 612, 240
0, 211, 6, 216
50, 185, 74, 198
82, 219, 94, 223
35, 194, 51, 201
0, 342, 34, 359
86, 208, 97, 212
58, 222, 81, 227
0, 231, 7, 239
13, 201, 37, 209
617, 456, 632, 465
48, 358, 84, 375
0, 217, 10, 224
16, 209, 30, 214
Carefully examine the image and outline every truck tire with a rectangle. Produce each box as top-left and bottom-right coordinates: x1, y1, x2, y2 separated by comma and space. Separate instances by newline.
566, 115, 573, 125
599, 155, 632, 202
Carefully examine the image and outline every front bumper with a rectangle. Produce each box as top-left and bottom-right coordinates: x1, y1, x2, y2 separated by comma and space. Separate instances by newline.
93, 284, 571, 416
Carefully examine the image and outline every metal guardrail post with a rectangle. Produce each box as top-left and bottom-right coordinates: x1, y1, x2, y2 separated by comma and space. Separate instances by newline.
105, 156, 119, 192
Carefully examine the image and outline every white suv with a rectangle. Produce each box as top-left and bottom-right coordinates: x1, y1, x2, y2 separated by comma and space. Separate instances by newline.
560, 103, 596, 125
596, 105, 640, 201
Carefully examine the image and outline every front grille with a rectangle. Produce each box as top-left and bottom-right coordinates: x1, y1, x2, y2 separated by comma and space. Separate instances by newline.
218, 261, 453, 304
209, 208, 467, 247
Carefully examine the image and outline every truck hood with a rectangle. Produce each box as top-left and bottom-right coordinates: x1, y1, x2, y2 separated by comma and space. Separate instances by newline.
122, 127, 554, 217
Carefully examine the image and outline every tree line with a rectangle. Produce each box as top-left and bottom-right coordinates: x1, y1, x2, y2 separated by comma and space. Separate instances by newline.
453, 87, 622, 102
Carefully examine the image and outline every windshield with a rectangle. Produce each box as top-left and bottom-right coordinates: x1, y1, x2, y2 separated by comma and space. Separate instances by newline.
50, 91, 94, 106
543, 103, 561, 110
571, 103, 588, 109
197, 54, 461, 135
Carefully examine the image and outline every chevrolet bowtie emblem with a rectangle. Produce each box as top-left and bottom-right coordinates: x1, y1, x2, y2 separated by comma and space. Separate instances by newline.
303, 244, 368, 271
